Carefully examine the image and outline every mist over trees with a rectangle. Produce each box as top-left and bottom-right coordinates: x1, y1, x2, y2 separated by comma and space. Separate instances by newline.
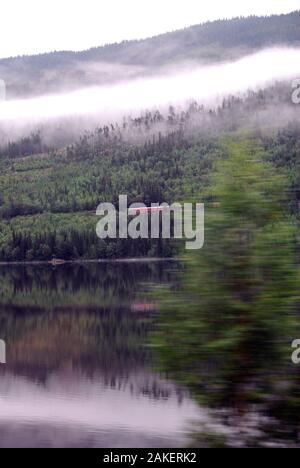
0, 11, 299, 99
0, 86, 299, 261
1, 8, 300, 448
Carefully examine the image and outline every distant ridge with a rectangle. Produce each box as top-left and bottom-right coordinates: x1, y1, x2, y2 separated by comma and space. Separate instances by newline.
0, 11, 299, 99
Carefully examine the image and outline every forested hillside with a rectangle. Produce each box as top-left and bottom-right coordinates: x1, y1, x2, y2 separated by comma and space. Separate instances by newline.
0, 11, 299, 98
0, 11, 300, 262
0, 83, 299, 262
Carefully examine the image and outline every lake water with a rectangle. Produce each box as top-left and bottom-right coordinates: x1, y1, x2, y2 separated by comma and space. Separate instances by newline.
0, 261, 199, 448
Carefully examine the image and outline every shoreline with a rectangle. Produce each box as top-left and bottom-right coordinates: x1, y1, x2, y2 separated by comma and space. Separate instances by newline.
0, 257, 177, 267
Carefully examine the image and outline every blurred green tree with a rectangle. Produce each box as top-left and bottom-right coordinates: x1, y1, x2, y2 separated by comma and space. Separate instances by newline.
154, 140, 300, 445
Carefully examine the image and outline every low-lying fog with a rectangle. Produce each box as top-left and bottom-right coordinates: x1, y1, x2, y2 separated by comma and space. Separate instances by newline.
0, 47, 299, 140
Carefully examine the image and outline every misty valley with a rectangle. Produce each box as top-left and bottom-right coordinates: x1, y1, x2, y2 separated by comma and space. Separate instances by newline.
0, 8, 300, 450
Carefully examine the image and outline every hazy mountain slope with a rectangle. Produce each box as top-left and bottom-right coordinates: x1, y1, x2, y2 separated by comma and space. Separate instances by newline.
0, 11, 299, 99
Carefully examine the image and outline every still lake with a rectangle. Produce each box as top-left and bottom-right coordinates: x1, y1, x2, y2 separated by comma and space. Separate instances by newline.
0, 261, 199, 448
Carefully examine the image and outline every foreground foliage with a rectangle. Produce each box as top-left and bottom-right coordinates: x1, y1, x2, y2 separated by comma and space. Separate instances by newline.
154, 141, 300, 446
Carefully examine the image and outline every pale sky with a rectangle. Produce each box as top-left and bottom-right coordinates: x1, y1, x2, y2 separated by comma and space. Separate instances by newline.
0, 0, 299, 59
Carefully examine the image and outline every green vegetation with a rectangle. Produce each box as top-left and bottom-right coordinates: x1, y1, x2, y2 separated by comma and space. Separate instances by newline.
154, 140, 300, 446
1, 9, 300, 448
0, 115, 219, 261
0, 11, 299, 99
0, 85, 299, 262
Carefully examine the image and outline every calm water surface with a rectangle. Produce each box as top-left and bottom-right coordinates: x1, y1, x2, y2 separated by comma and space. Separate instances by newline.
0, 262, 199, 448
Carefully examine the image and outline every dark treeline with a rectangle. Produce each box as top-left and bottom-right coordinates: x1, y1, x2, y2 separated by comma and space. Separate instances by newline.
0, 229, 174, 262
0, 84, 299, 262
0, 81, 295, 161
0, 131, 49, 159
